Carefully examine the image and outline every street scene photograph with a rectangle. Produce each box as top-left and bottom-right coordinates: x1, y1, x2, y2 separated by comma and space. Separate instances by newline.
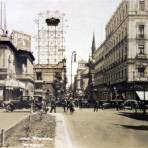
0, 0, 148, 147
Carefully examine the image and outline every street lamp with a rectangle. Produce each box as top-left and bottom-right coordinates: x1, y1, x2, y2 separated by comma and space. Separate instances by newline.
71, 51, 77, 96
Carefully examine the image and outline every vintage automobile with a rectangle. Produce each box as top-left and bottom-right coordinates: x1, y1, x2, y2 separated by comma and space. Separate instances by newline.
123, 100, 139, 110
4, 96, 32, 112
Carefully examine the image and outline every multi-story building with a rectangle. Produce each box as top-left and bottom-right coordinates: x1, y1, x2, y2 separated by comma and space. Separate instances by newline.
34, 59, 66, 98
94, 0, 148, 100
0, 35, 35, 100
74, 60, 88, 97
34, 12, 67, 98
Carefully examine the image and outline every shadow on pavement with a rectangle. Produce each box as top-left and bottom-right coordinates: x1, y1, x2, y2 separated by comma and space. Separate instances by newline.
3, 110, 31, 113
117, 112, 148, 121
118, 124, 148, 131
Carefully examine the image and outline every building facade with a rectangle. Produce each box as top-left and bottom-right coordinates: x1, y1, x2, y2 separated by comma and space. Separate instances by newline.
34, 59, 66, 98
94, 0, 148, 100
0, 35, 35, 100
74, 60, 88, 97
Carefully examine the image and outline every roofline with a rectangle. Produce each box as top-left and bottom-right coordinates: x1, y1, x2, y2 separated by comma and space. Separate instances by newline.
0, 40, 17, 53
17, 49, 35, 61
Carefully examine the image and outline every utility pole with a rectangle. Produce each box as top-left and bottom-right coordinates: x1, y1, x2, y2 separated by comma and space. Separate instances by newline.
71, 51, 77, 97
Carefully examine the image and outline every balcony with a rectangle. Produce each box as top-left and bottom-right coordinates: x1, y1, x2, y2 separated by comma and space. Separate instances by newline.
16, 74, 34, 82
133, 72, 148, 82
136, 53, 147, 60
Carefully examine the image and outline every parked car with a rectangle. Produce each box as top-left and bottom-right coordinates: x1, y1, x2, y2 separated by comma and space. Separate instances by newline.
81, 100, 90, 108
5, 96, 32, 112
0, 100, 4, 108
123, 100, 138, 110
55, 99, 63, 107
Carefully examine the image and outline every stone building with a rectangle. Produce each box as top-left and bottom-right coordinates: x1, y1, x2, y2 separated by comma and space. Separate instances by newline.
94, 0, 148, 100
34, 59, 66, 98
74, 60, 88, 97
0, 35, 35, 100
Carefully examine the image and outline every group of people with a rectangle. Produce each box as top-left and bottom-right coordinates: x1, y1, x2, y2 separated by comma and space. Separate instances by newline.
33, 96, 75, 113
50, 98, 75, 113
93, 100, 104, 112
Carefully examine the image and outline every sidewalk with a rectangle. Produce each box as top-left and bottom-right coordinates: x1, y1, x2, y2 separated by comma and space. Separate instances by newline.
0, 109, 30, 131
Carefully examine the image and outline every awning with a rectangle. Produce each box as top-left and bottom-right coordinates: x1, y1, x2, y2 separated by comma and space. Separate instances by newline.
136, 91, 148, 101
0, 79, 25, 89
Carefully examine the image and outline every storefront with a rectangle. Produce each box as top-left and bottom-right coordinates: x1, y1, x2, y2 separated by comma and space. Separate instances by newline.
136, 91, 148, 101
0, 79, 25, 101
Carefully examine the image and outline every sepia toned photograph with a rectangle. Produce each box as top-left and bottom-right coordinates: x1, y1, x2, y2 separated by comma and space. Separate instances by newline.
0, 0, 148, 147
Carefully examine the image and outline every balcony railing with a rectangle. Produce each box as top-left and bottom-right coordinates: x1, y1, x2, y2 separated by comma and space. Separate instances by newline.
133, 72, 148, 81
136, 53, 147, 59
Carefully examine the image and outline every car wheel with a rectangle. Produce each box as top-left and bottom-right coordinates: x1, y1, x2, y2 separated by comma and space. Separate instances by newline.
6, 104, 11, 112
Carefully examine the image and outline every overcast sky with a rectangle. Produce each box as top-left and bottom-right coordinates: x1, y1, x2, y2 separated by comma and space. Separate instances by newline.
5, 0, 122, 84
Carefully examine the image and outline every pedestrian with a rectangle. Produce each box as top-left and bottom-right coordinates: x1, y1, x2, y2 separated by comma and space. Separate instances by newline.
67, 99, 71, 111
69, 101, 75, 113
99, 101, 104, 110
134, 101, 139, 113
50, 99, 56, 113
115, 101, 119, 111
94, 100, 99, 112
78, 98, 82, 108
63, 99, 67, 112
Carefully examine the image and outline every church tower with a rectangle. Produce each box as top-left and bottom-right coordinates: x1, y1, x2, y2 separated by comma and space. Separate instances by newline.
91, 32, 96, 58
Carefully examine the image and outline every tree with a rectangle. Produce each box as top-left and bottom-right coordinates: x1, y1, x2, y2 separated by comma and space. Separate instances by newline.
52, 72, 63, 99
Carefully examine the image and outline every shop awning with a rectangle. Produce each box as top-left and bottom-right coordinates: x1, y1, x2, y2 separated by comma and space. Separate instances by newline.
136, 91, 148, 101
0, 79, 25, 89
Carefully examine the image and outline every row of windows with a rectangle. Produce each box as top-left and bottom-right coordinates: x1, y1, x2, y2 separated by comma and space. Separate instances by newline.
105, 27, 127, 56
96, 23, 146, 72
106, 2, 128, 37
104, 69, 127, 83
107, 0, 146, 37
95, 66, 147, 86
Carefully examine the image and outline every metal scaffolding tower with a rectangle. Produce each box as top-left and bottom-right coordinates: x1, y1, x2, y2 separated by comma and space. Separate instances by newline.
0, 0, 7, 36
35, 11, 67, 64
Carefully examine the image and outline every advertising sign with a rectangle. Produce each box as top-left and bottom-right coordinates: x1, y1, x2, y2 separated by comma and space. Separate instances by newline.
11, 30, 31, 51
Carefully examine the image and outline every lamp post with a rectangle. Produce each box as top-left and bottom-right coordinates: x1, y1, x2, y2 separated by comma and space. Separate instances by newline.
71, 51, 77, 97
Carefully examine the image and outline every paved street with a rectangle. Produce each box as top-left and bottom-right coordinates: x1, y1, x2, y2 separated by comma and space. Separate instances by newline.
0, 109, 30, 131
62, 108, 148, 148
0, 108, 148, 148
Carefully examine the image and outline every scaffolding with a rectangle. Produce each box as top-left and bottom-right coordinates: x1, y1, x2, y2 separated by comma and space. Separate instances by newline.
34, 11, 67, 64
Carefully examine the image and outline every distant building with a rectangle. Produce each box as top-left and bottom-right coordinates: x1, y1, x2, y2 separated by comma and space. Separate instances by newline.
74, 60, 88, 97
0, 35, 35, 100
94, 0, 148, 100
